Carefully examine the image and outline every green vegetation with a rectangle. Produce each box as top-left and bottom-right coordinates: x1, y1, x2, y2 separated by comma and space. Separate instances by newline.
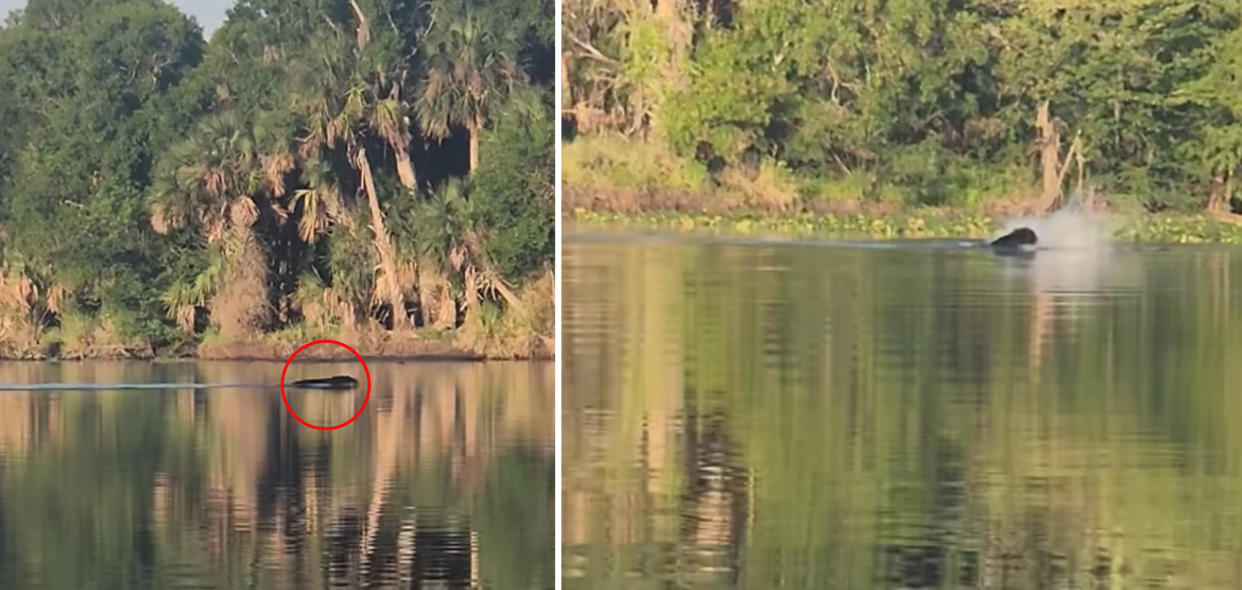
564, 0, 1242, 232
570, 208, 1242, 243
0, 0, 554, 359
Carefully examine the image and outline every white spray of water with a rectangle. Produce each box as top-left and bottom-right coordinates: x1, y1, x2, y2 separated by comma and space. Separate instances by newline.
994, 196, 1115, 251
992, 195, 1140, 293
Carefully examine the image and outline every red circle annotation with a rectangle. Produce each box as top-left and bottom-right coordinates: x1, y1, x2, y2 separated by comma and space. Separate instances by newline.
280, 339, 372, 431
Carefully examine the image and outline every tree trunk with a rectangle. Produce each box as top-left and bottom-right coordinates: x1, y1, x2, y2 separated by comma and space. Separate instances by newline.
655, 0, 676, 19
347, 0, 370, 51
1208, 173, 1228, 213
463, 269, 480, 314
415, 263, 433, 327
211, 227, 273, 338
1037, 100, 1061, 212
487, 269, 525, 313
1209, 172, 1242, 225
394, 145, 418, 190
1230, 173, 1235, 212
561, 52, 574, 108
388, 83, 418, 190
436, 277, 457, 329
357, 147, 408, 329
1052, 132, 1080, 210
468, 125, 479, 173
1075, 146, 1085, 198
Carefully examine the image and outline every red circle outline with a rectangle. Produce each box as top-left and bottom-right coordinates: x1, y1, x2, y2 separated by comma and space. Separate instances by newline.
280, 339, 372, 431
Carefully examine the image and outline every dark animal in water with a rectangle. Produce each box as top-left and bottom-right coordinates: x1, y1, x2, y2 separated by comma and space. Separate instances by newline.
990, 227, 1038, 249
289, 375, 358, 390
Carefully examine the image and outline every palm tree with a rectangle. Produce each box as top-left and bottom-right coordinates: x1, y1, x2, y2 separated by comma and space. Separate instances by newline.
415, 179, 524, 327
290, 159, 351, 243
149, 111, 279, 336
416, 4, 524, 173
414, 178, 471, 328
150, 113, 260, 240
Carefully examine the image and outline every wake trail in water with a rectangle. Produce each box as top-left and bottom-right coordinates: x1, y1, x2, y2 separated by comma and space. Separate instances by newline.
0, 382, 274, 392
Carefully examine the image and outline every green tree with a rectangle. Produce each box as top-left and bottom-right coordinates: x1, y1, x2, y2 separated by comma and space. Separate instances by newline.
567, 0, 1242, 214
471, 89, 555, 281
1, 0, 204, 348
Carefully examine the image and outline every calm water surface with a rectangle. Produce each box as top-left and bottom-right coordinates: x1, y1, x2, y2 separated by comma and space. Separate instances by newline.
0, 360, 553, 589
564, 233, 1242, 589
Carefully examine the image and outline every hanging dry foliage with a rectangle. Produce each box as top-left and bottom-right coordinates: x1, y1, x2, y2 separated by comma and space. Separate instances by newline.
263, 151, 295, 197
45, 284, 66, 315
229, 196, 260, 227
150, 203, 172, 235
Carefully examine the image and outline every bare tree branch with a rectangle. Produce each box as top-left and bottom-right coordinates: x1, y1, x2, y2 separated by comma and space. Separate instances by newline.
567, 32, 621, 66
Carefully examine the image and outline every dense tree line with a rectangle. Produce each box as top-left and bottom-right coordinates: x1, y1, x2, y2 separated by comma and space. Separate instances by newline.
564, 0, 1242, 214
0, 0, 554, 357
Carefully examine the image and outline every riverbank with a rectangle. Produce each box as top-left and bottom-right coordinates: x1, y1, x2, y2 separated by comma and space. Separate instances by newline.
1, 273, 554, 362
565, 187, 1242, 245
196, 331, 553, 362
0, 332, 553, 362
562, 134, 1242, 244
2, 302, 554, 361
0, 331, 552, 362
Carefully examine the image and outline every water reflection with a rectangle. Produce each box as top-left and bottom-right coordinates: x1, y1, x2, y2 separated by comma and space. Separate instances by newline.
564, 236, 1242, 589
0, 360, 553, 589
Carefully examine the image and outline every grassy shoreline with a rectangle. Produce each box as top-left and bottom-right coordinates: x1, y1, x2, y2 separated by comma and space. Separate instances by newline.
562, 135, 1242, 244
565, 188, 1242, 245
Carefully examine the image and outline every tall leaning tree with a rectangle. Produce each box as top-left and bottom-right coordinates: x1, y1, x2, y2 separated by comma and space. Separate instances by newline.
291, 30, 416, 329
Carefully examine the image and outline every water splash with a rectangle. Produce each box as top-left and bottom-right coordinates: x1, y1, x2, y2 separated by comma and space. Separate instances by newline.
993, 194, 1139, 294
995, 194, 1116, 251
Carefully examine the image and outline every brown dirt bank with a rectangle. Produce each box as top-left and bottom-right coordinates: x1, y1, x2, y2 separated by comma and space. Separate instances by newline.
197, 339, 488, 362
198, 334, 552, 361
1, 334, 553, 362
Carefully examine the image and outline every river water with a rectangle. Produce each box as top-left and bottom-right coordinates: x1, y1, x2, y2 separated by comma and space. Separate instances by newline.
563, 233, 1242, 589
0, 360, 553, 589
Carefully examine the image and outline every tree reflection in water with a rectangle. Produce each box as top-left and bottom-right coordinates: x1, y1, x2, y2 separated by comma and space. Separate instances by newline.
0, 360, 552, 589
564, 237, 1242, 589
